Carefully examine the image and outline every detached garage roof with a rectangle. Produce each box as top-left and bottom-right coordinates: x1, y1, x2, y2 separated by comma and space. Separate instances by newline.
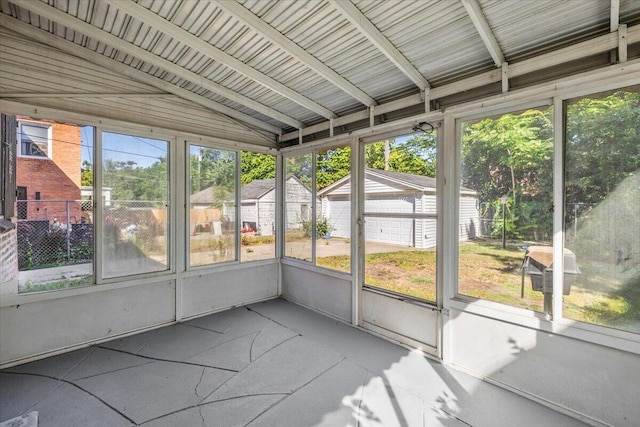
190, 178, 275, 204
241, 178, 277, 200
1, 1, 639, 146
319, 168, 477, 196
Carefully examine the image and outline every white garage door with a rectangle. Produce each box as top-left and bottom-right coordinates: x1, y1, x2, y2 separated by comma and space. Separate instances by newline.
364, 195, 414, 246
365, 216, 414, 246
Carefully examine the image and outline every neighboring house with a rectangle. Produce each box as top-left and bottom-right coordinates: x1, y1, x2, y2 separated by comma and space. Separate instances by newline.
319, 169, 480, 248
15, 117, 82, 223
190, 176, 316, 236
240, 178, 277, 236
284, 176, 317, 234
81, 186, 111, 209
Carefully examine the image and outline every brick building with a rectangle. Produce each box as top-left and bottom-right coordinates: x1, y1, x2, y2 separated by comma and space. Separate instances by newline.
16, 117, 82, 224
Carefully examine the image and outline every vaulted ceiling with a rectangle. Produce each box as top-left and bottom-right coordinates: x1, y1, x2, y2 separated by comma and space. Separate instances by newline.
1, 0, 639, 145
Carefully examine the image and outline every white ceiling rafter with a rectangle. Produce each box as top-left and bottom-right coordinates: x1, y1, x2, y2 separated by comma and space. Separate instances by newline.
12, 0, 303, 129
611, 0, 620, 32
0, 12, 281, 138
103, 0, 336, 120
327, 0, 429, 91
461, 0, 505, 67
210, 0, 377, 107
279, 24, 640, 143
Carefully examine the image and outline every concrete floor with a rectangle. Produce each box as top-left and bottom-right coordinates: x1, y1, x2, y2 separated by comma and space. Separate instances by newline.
0, 298, 586, 427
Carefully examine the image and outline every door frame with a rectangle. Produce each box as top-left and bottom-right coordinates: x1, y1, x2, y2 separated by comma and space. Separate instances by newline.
355, 124, 444, 358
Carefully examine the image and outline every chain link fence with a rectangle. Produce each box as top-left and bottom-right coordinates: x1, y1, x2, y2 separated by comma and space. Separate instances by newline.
17, 200, 93, 270
17, 199, 168, 271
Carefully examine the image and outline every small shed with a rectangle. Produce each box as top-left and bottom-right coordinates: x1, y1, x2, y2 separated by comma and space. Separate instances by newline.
245, 176, 317, 236
319, 169, 480, 248
190, 176, 315, 236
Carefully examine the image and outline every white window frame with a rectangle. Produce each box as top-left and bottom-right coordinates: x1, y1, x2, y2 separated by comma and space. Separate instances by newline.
447, 76, 640, 355
17, 120, 52, 159
281, 142, 354, 277
360, 128, 441, 305
185, 142, 240, 270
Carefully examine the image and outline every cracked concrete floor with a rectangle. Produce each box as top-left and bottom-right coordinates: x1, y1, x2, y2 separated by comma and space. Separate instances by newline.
0, 298, 587, 427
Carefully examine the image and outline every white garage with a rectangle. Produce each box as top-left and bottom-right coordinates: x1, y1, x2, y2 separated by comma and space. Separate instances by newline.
319, 168, 480, 248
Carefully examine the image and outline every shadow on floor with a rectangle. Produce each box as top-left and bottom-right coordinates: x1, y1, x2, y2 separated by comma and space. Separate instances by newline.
0, 298, 586, 427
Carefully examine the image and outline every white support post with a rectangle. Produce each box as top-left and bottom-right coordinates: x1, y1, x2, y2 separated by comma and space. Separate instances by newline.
94, 128, 103, 285
552, 97, 564, 321
298, 128, 303, 145
611, 0, 620, 33
423, 88, 431, 113
174, 137, 185, 321
369, 106, 375, 128
329, 118, 334, 137
352, 136, 364, 326
440, 113, 457, 364
275, 153, 284, 295
619, 24, 628, 63
502, 62, 509, 94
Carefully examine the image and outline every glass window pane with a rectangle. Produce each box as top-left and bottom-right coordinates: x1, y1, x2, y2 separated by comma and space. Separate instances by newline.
363, 132, 437, 302
459, 107, 553, 312
240, 152, 276, 262
19, 122, 49, 157
16, 119, 94, 292
189, 146, 237, 266
102, 132, 169, 278
316, 146, 351, 273
284, 153, 313, 261
564, 86, 640, 333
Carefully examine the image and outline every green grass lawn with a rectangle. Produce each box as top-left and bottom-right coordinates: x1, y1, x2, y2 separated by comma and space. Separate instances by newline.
318, 240, 640, 332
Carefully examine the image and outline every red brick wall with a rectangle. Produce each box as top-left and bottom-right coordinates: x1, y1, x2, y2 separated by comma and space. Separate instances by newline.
16, 120, 82, 223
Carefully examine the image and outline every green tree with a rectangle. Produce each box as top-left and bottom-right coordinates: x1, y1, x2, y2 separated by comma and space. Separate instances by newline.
565, 89, 640, 207
103, 157, 168, 202
462, 108, 553, 241
317, 146, 351, 189
285, 153, 312, 188
81, 160, 93, 187
366, 134, 437, 177
190, 148, 235, 205
240, 151, 276, 184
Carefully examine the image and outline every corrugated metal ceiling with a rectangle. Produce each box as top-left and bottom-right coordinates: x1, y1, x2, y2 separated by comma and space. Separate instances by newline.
1, 0, 639, 140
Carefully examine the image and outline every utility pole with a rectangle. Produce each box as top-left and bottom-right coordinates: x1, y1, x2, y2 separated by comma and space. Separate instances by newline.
501, 195, 507, 249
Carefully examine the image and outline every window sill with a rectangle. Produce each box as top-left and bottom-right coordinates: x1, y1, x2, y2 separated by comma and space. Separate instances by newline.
449, 296, 640, 355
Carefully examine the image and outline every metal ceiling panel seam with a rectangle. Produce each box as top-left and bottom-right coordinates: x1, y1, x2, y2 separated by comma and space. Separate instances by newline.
1, 0, 639, 141
10, 0, 305, 129
105, 0, 336, 119
214, 0, 378, 107
242, 1, 379, 103
481, 0, 613, 59
148, 2, 344, 118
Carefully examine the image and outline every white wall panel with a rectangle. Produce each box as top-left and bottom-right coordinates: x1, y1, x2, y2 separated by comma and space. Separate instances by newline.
449, 309, 640, 427
459, 196, 481, 240
0, 281, 175, 365
362, 290, 438, 352
182, 263, 278, 318
281, 264, 352, 322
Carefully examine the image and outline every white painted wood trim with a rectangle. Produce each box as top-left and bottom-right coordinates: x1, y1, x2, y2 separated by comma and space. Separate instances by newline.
461, 0, 505, 67
280, 24, 640, 143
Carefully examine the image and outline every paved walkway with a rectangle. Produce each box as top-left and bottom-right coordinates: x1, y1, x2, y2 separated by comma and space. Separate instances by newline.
0, 299, 586, 426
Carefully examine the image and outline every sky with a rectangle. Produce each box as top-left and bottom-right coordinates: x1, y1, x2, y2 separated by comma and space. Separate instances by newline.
80, 128, 167, 168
